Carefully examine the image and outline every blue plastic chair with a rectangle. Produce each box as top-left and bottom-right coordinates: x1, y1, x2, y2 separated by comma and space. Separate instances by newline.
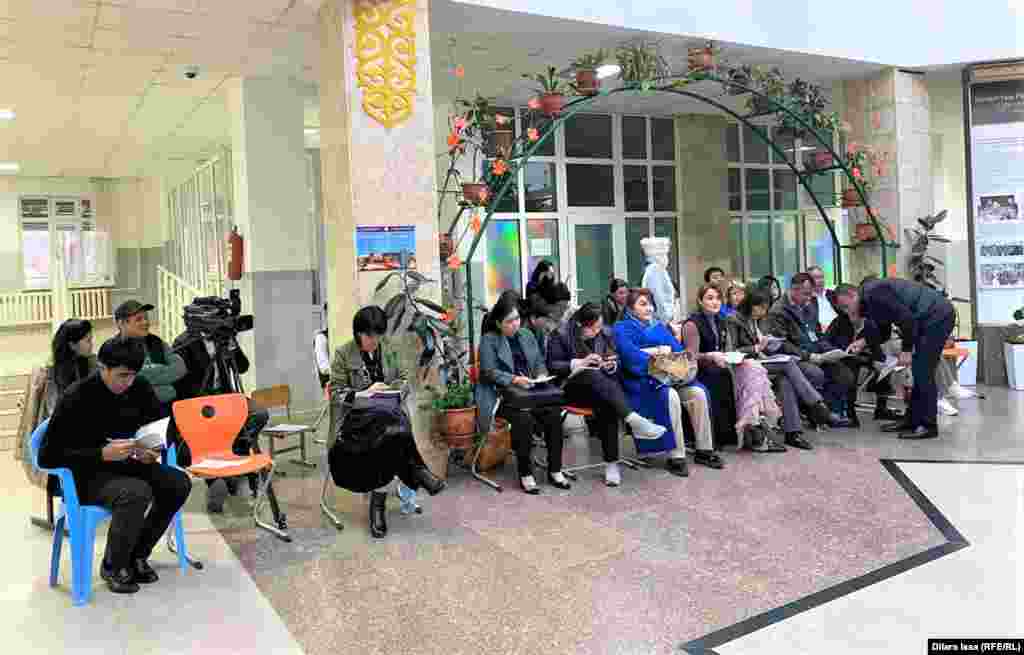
29, 420, 190, 606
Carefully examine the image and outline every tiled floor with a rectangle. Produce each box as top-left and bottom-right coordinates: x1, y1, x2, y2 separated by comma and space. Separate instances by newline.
3, 386, 1023, 654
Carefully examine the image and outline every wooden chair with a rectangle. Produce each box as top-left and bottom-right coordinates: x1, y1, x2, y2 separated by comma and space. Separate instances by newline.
251, 384, 317, 468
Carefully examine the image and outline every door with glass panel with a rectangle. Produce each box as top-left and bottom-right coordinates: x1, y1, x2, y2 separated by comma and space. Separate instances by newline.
568, 212, 626, 307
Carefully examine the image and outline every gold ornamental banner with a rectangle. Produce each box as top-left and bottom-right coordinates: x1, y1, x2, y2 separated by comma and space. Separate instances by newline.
353, 0, 416, 129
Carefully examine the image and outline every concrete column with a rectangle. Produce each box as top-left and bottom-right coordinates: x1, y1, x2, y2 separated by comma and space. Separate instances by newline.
226, 76, 319, 410
317, 0, 445, 472
843, 69, 931, 281
675, 113, 732, 303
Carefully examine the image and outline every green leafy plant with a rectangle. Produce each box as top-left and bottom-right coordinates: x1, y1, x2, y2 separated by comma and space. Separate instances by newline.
572, 49, 607, 70
376, 264, 454, 377
905, 210, 950, 290
615, 40, 670, 88
522, 65, 568, 95
746, 66, 786, 112
429, 379, 474, 411
845, 143, 878, 195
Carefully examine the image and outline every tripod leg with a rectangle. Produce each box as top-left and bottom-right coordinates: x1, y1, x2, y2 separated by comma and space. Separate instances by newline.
254, 467, 290, 542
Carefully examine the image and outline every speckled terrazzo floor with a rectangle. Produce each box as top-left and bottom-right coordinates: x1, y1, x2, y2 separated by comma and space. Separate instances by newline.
206, 402, 976, 655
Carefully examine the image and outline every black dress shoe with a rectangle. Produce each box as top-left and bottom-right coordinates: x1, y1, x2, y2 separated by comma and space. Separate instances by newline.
874, 407, 904, 421
369, 491, 388, 538
413, 466, 447, 496
785, 433, 814, 450
882, 421, 913, 433
132, 558, 159, 584
694, 450, 724, 469
100, 562, 140, 594
899, 426, 939, 440
666, 457, 689, 477
225, 477, 240, 496
547, 473, 572, 490
809, 401, 834, 426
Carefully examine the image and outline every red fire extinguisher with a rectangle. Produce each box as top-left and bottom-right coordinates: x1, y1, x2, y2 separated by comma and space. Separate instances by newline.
227, 226, 244, 280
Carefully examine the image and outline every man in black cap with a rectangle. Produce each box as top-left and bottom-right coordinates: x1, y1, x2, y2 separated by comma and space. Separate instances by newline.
114, 300, 187, 415
39, 336, 192, 594
833, 278, 955, 440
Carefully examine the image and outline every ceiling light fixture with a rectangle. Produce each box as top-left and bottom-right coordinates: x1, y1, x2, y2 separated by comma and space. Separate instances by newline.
596, 64, 621, 79
0, 109, 14, 120
0, 162, 20, 173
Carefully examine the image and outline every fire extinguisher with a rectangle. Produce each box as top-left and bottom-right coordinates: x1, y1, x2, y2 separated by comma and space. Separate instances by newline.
227, 226, 244, 281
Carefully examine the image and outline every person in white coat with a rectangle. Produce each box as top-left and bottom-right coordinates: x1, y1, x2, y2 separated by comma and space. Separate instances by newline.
640, 237, 677, 325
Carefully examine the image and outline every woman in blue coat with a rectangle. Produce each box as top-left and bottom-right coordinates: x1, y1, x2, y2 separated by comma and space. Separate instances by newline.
614, 288, 725, 476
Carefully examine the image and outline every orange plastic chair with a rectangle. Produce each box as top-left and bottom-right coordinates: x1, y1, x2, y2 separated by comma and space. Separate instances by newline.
171, 394, 285, 539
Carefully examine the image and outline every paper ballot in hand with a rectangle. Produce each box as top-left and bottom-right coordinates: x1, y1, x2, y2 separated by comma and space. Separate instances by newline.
108, 417, 170, 451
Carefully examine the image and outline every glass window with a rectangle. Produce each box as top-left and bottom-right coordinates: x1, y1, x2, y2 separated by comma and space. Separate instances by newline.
774, 170, 798, 210
626, 217, 649, 287
484, 106, 517, 157
746, 169, 770, 211
772, 129, 796, 167
622, 116, 647, 160
624, 165, 648, 212
652, 166, 676, 211
21, 221, 49, 289
564, 113, 612, 159
726, 124, 740, 162
808, 170, 837, 208
521, 109, 555, 156
574, 223, 615, 305
743, 125, 770, 164
772, 213, 800, 288
484, 159, 519, 213
806, 216, 837, 287
748, 216, 772, 280
482, 219, 521, 305
728, 168, 742, 211
729, 216, 743, 278
651, 118, 675, 160
527, 220, 559, 281
524, 161, 557, 212
566, 164, 614, 207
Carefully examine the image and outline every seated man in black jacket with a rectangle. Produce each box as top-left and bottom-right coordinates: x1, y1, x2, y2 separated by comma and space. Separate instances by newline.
39, 336, 192, 594
766, 273, 854, 426
172, 331, 269, 513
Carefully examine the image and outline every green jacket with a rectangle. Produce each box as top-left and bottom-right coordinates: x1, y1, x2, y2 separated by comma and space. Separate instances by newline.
328, 338, 409, 447
136, 335, 187, 404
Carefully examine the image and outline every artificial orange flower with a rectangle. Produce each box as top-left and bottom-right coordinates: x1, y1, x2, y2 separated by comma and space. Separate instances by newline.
527, 97, 541, 110
440, 311, 452, 323
453, 65, 465, 78
491, 159, 508, 176
447, 131, 461, 151
852, 167, 862, 179
868, 207, 879, 219
453, 116, 467, 131
446, 255, 463, 270
846, 142, 857, 156
495, 113, 509, 126
527, 127, 540, 142
470, 212, 482, 233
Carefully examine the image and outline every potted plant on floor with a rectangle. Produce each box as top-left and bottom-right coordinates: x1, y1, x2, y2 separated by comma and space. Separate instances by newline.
905, 210, 950, 288
429, 378, 476, 450
523, 65, 570, 116
570, 49, 607, 96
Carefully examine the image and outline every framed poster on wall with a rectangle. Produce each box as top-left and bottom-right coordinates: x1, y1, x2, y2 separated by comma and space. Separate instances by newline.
965, 67, 1024, 324
355, 225, 417, 272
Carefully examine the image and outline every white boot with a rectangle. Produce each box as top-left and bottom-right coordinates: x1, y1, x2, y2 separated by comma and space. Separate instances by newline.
937, 397, 959, 416
605, 462, 621, 487
625, 412, 667, 440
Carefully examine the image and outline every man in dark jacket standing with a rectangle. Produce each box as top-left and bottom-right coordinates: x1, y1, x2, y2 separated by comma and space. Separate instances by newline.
833, 279, 955, 439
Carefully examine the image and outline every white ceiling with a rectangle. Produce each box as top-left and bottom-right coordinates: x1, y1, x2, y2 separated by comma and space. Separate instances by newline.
0, 0, 896, 180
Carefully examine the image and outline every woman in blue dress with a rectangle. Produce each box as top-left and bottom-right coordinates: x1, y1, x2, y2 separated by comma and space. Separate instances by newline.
614, 288, 725, 476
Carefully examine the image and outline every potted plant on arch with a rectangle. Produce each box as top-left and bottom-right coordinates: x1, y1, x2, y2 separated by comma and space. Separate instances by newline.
841, 142, 877, 208
571, 49, 607, 96
615, 40, 670, 91
747, 66, 786, 114
445, 93, 500, 205
523, 65, 570, 116
687, 41, 718, 74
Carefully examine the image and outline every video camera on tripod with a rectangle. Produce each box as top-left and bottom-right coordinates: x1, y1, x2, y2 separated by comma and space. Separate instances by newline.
182, 289, 254, 342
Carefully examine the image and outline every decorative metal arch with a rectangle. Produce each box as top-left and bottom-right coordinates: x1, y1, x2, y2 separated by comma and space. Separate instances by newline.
449, 73, 890, 355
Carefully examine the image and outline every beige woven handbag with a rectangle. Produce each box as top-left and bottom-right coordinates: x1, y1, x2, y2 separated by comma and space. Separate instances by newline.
649, 351, 697, 385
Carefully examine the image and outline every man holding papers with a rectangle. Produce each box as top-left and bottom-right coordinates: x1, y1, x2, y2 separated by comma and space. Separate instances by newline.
833, 279, 955, 440
767, 273, 854, 426
38, 336, 192, 594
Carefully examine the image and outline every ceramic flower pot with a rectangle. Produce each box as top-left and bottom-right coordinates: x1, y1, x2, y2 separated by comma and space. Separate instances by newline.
461, 182, 489, 206
493, 129, 514, 157
842, 187, 863, 207
539, 93, 566, 116
575, 69, 599, 96
438, 407, 476, 450
438, 234, 453, 260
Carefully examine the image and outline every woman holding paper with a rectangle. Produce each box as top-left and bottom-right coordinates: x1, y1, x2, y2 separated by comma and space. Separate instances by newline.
726, 285, 844, 450
614, 288, 723, 475
478, 291, 567, 494
546, 303, 666, 486
328, 306, 446, 539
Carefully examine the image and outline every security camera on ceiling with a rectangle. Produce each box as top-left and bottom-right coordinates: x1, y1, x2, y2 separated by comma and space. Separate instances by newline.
181, 65, 201, 80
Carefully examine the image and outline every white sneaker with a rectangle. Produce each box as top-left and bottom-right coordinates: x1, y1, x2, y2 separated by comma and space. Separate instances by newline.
605, 462, 621, 487
626, 413, 667, 440
937, 398, 959, 416
948, 383, 977, 400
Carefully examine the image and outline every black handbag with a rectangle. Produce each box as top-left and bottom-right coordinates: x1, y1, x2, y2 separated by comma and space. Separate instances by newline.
334, 395, 410, 455
501, 383, 564, 410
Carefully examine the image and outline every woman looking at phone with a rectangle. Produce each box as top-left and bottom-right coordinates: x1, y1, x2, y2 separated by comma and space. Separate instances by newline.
547, 303, 666, 487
